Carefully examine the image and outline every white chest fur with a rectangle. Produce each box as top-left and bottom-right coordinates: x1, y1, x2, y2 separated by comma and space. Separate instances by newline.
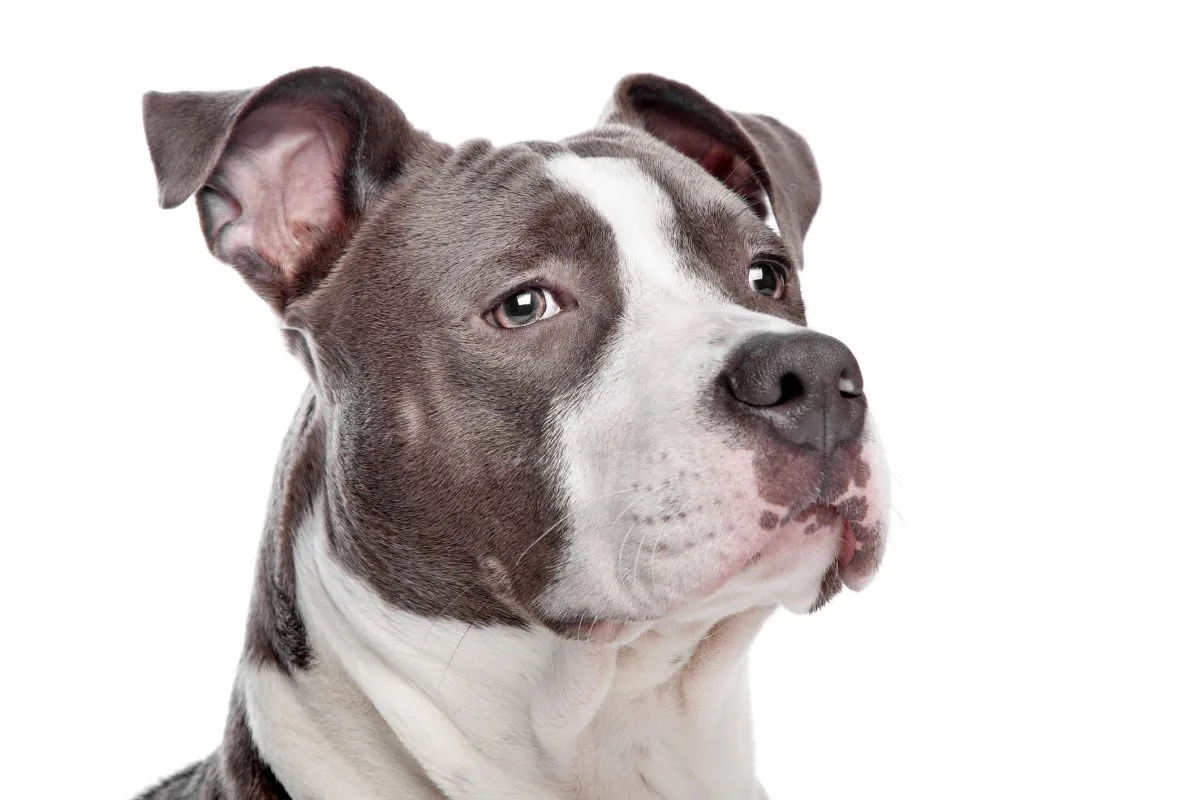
241, 504, 771, 800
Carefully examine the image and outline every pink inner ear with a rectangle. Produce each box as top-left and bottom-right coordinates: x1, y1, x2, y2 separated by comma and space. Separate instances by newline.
645, 115, 763, 207
207, 104, 349, 278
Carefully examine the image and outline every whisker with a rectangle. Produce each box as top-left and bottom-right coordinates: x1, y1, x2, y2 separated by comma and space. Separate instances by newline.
613, 495, 646, 584
723, 153, 755, 187
419, 485, 645, 657
438, 610, 482, 689
419, 513, 571, 658
645, 519, 668, 598
629, 519, 655, 594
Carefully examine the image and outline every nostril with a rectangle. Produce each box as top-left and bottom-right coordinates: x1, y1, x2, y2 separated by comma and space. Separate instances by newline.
838, 372, 862, 398
777, 372, 804, 405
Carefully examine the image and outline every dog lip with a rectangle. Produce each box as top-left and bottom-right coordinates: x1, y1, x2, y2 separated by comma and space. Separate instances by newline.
747, 502, 841, 567
839, 517, 858, 571
778, 501, 883, 593
744, 502, 881, 595
840, 519, 884, 592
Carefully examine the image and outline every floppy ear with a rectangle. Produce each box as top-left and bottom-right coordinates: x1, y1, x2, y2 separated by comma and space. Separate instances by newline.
143, 66, 443, 311
603, 75, 821, 266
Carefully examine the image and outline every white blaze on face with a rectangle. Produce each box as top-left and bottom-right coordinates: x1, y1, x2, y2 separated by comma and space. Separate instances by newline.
761, 193, 782, 236
540, 154, 827, 621
545, 155, 709, 302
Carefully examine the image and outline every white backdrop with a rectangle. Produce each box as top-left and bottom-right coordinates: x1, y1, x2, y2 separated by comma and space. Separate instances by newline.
2, 2, 1197, 798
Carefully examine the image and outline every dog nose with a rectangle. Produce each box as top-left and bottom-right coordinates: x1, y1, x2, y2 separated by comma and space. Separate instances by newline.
722, 331, 867, 453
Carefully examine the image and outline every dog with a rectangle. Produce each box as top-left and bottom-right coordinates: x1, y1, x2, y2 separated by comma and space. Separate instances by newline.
136, 66, 888, 800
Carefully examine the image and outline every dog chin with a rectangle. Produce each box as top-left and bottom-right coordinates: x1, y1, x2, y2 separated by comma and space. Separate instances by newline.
536, 495, 884, 644
690, 501, 873, 619
785, 565, 843, 614
539, 564, 839, 645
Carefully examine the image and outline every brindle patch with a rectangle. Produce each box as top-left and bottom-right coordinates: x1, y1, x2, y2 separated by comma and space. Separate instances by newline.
792, 503, 841, 533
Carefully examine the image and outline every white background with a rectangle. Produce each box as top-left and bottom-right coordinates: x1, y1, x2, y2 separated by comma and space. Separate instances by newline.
2, 2, 1197, 798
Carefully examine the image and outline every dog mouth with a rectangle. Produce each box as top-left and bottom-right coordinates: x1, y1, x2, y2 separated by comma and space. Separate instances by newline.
817, 512, 866, 610
533, 475, 887, 641
747, 501, 884, 593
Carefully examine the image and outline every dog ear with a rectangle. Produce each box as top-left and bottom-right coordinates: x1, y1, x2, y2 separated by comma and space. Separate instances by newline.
603, 75, 821, 266
143, 67, 442, 311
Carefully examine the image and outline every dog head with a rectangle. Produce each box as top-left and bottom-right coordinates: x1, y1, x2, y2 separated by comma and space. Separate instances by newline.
144, 67, 887, 643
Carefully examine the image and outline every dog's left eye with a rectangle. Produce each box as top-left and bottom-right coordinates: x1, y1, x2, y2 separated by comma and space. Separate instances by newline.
487, 287, 562, 329
748, 260, 787, 299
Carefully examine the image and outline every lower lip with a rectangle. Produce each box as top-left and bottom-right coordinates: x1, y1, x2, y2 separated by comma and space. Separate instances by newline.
686, 507, 849, 605
839, 517, 857, 569
749, 504, 846, 568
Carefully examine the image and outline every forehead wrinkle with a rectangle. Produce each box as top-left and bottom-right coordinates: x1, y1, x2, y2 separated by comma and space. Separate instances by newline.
402, 142, 593, 305
453, 184, 614, 306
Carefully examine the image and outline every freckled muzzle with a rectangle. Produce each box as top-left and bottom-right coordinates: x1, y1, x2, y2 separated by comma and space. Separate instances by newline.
757, 493, 886, 602
716, 330, 886, 598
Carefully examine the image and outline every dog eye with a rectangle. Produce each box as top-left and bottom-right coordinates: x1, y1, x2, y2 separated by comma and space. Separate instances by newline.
748, 260, 787, 299
488, 287, 562, 329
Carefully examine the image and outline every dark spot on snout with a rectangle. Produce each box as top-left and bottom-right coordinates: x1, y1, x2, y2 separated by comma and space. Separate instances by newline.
822, 443, 867, 500
759, 511, 780, 530
838, 495, 868, 522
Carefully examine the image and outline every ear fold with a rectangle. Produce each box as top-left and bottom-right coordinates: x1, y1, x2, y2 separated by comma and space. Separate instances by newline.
604, 75, 821, 266
143, 67, 441, 311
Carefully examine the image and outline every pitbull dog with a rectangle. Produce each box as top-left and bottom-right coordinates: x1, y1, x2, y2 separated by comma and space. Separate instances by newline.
136, 67, 888, 799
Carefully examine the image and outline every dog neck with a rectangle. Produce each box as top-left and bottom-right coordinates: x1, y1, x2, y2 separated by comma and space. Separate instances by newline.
238, 489, 773, 800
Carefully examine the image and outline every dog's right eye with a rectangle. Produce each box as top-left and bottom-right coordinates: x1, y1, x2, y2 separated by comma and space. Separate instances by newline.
487, 287, 563, 329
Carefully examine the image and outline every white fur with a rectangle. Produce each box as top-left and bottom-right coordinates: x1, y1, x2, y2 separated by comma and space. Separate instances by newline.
762, 194, 781, 235
241, 501, 770, 799
540, 155, 849, 621
242, 651, 442, 800
241, 154, 887, 800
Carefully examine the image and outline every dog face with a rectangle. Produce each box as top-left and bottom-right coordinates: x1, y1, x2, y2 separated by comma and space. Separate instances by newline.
144, 68, 887, 642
